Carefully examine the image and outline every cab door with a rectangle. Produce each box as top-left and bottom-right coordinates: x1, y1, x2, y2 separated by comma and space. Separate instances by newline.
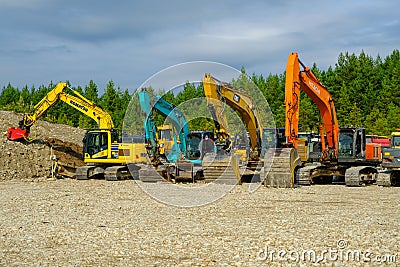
83, 131, 109, 159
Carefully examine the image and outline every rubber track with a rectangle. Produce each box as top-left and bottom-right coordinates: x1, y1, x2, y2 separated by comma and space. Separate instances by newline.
76, 166, 93, 180
376, 171, 392, 187
296, 165, 319, 186
104, 166, 131, 181
345, 166, 377, 187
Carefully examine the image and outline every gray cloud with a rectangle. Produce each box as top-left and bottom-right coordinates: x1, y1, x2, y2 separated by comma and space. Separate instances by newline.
0, 0, 398, 92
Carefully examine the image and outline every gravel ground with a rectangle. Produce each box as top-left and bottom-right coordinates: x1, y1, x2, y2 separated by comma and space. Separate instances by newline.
0, 180, 399, 266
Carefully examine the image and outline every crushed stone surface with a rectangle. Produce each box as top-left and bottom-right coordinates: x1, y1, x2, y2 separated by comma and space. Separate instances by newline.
0, 181, 399, 266
0, 110, 399, 266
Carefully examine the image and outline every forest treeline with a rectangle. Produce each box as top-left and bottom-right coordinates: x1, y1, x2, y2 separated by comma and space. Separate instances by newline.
1, 50, 399, 136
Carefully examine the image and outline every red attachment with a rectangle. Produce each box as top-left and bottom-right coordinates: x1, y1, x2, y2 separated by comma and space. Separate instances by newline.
6, 127, 29, 141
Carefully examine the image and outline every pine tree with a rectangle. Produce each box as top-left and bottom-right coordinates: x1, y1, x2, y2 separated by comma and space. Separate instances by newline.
101, 80, 120, 128
78, 80, 100, 128
84, 80, 99, 102
0, 83, 20, 109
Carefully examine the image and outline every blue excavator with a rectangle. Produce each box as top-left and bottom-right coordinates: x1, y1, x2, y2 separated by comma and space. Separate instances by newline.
138, 88, 207, 182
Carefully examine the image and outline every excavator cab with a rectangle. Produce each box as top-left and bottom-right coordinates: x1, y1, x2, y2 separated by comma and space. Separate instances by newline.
186, 130, 215, 160
156, 124, 174, 156
338, 127, 366, 161
392, 134, 400, 148
262, 128, 285, 153
379, 130, 400, 186
83, 129, 119, 159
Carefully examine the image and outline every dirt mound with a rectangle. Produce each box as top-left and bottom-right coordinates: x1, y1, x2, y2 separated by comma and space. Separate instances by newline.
0, 110, 86, 181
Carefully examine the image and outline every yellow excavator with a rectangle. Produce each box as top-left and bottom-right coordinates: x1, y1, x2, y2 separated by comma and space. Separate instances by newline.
156, 124, 175, 157
202, 73, 264, 184
7, 82, 147, 180
378, 129, 400, 186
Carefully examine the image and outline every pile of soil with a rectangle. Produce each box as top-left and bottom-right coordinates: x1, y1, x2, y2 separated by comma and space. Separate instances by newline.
0, 110, 86, 180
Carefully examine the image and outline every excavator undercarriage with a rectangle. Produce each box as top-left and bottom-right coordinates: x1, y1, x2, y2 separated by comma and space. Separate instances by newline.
265, 149, 379, 187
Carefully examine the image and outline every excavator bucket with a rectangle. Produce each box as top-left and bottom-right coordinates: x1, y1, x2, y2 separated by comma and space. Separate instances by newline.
6, 127, 29, 141
176, 160, 194, 181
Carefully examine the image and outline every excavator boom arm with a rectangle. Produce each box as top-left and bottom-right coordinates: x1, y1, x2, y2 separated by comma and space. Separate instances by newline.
138, 88, 190, 163
23, 82, 68, 127
138, 89, 158, 150
285, 52, 339, 157
202, 75, 230, 143
58, 92, 114, 129
203, 73, 263, 159
25, 83, 114, 129
8, 82, 115, 141
154, 96, 190, 152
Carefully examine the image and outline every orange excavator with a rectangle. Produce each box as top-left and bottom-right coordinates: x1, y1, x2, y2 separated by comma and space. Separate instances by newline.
284, 52, 339, 164
265, 52, 381, 187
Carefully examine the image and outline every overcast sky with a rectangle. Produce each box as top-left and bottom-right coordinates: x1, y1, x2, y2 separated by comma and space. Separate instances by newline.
0, 0, 398, 94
